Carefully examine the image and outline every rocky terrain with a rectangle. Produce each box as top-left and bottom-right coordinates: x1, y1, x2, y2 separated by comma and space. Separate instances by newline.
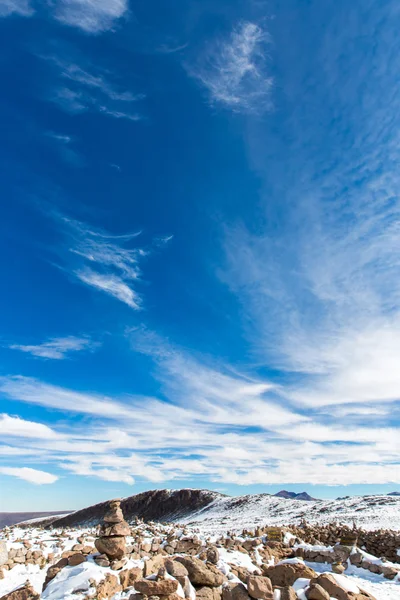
0, 495, 399, 600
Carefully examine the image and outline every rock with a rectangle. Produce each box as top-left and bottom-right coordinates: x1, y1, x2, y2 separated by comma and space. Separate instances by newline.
0, 542, 8, 568
196, 587, 222, 600
94, 554, 110, 567
279, 587, 297, 600
176, 556, 226, 587
103, 499, 124, 523
311, 574, 376, 600
222, 582, 251, 600
96, 573, 123, 600
95, 536, 126, 560
165, 559, 189, 579
0, 584, 40, 600
306, 584, 330, 600
144, 555, 166, 576
231, 567, 251, 584
264, 563, 317, 587
42, 558, 68, 591
381, 565, 399, 580
68, 553, 86, 566
119, 567, 143, 588
100, 522, 131, 537
246, 575, 273, 600
134, 579, 179, 596
206, 547, 219, 565
332, 562, 346, 574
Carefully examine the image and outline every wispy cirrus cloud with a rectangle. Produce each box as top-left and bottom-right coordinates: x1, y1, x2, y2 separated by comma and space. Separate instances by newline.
52, 214, 170, 309
190, 21, 273, 114
0, 0, 32, 17
44, 56, 144, 121
9, 335, 98, 359
0, 466, 58, 484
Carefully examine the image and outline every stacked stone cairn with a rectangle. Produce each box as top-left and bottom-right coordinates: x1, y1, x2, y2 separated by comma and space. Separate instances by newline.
94, 499, 130, 568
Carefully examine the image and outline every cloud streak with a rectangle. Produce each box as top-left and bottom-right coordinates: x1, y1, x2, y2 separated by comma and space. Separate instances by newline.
10, 335, 98, 359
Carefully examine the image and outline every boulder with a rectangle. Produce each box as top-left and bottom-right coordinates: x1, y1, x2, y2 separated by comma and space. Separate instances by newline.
246, 575, 273, 600
96, 573, 123, 600
279, 587, 297, 600
306, 584, 330, 600
222, 582, 251, 600
95, 536, 126, 560
0, 584, 39, 600
68, 553, 86, 566
134, 579, 179, 596
264, 563, 317, 587
206, 547, 219, 565
196, 587, 222, 600
176, 557, 226, 587
311, 574, 376, 600
119, 567, 144, 588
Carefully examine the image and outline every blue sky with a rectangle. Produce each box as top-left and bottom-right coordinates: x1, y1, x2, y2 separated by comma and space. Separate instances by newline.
0, 0, 399, 511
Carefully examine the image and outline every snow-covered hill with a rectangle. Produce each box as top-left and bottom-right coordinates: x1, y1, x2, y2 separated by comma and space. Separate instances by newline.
180, 492, 400, 533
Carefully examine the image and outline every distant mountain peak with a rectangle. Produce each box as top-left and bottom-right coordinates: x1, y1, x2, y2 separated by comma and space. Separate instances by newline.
274, 490, 318, 501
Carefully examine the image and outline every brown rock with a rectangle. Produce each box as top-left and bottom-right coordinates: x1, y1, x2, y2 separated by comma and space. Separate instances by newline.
222, 582, 251, 600
165, 559, 189, 579
68, 553, 86, 566
280, 587, 297, 600
247, 575, 273, 600
332, 563, 345, 574
196, 587, 222, 600
306, 583, 330, 600
176, 556, 226, 587
95, 536, 126, 560
103, 500, 124, 524
264, 563, 317, 587
119, 567, 143, 588
144, 555, 166, 576
312, 573, 376, 600
0, 584, 39, 600
94, 554, 110, 567
99, 522, 131, 537
206, 547, 219, 565
96, 573, 123, 600
134, 579, 179, 596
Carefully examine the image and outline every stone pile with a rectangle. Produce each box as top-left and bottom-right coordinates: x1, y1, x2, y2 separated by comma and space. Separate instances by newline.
94, 499, 130, 567
286, 522, 400, 564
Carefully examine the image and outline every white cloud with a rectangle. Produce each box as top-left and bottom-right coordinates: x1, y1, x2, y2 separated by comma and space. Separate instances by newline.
0, 0, 33, 17
190, 21, 273, 114
0, 466, 58, 484
0, 414, 58, 439
53, 0, 128, 34
9, 335, 98, 359
45, 56, 144, 121
76, 269, 141, 308
49, 214, 170, 309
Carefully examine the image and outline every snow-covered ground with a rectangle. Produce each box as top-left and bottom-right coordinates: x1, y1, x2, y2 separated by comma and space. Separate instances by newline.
1, 506, 400, 600
180, 493, 400, 532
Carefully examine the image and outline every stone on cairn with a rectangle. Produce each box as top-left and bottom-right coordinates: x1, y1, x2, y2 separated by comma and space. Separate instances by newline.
95, 500, 130, 560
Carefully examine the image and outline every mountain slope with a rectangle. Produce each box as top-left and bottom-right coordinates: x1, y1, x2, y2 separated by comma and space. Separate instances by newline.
44, 488, 224, 528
